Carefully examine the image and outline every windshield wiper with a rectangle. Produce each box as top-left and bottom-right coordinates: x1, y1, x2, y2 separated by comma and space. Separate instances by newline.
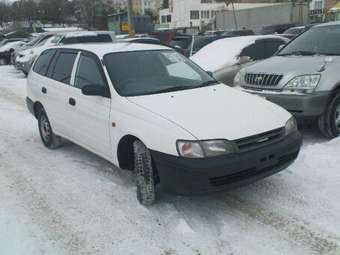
152, 85, 196, 94
197, 80, 219, 87
279, 50, 317, 56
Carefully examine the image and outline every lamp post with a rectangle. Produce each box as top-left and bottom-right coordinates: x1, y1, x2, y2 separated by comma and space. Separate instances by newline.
127, 0, 135, 37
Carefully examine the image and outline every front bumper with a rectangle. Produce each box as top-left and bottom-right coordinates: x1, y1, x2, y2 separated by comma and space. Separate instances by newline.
151, 132, 302, 195
241, 88, 329, 119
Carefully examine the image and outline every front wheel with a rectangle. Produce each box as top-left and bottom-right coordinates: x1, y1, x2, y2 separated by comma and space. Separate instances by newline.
318, 92, 340, 139
133, 140, 156, 206
38, 109, 64, 149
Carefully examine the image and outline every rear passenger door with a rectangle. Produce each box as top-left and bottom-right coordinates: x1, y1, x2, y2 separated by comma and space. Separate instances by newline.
66, 51, 112, 160
44, 49, 78, 136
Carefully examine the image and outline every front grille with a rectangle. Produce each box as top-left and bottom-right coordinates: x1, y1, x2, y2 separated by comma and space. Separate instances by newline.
235, 128, 284, 152
209, 150, 299, 187
244, 73, 283, 86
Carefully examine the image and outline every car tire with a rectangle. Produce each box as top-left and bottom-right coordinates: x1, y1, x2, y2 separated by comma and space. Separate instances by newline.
37, 109, 64, 149
133, 140, 156, 206
318, 92, 340, 139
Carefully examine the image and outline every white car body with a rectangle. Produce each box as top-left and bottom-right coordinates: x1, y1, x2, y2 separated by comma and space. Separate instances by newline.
26, 43, 301, 201
191, 35, 288, 86
0, 41, 26, 53
16, 31, 115, 74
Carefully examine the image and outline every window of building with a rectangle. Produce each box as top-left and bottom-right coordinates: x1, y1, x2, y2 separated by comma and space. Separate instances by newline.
190, 10, 200, 20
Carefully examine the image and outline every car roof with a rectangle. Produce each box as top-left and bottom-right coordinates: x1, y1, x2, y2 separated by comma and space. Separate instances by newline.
49, 42, 171, 57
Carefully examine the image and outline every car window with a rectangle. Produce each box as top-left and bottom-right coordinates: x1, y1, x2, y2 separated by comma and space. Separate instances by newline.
51, 51, 77, 84
263, 40, 286, 58
240, 42, 265, 61
32, 49, 56, 76
104, 50, 216, 97
74, 53, 106, 89
278, 25, 340, 56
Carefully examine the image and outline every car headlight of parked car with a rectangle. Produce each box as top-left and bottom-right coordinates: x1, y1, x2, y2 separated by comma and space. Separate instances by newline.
177, 140, 235, 158
285, 117, 298, 136
284, 74, 321, 93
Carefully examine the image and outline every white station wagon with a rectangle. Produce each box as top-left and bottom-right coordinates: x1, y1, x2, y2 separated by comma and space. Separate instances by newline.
26, 43, 302, 205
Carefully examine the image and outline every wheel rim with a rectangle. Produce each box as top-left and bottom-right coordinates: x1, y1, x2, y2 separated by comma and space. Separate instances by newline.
40, 115, 51, 143
335, 103, 340, 132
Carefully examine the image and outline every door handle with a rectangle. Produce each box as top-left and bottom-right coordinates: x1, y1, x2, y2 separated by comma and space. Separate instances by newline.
69, 97, 76, 106
41, 87, 47, 94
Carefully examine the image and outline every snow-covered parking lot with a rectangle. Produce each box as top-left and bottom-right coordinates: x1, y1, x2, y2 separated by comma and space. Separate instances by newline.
1, 65, 340, 255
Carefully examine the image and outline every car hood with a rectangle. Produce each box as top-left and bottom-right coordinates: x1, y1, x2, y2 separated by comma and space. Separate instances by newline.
243, 55, 340, 74
127, 84, 291, 140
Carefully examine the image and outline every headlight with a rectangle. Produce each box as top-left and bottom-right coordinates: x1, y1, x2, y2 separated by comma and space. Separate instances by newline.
177, 140, 235, 158
285, 117, 298, 136
234, 71, 242, 85
284, 74, 321, 93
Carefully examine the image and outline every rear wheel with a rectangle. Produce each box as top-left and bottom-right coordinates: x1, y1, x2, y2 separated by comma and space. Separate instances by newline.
37, 109, 64, 149
133, 140, 156, 206
318, 92, 340, 139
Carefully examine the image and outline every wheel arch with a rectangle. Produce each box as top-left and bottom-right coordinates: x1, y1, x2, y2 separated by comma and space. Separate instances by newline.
116, 134, 159, 181
33, 101, 44, 119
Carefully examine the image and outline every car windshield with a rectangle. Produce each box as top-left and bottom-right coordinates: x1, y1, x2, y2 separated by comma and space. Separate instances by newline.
278, 25, 340, 56
104, 50, 217, 97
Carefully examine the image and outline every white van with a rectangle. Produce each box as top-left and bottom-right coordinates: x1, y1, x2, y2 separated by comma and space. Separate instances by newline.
26, 43, 302, 205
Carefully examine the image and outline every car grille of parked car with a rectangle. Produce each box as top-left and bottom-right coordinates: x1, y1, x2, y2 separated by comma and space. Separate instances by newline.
235, 127, 285, 152
209, 150, 299, 187
244, 73, 283, 86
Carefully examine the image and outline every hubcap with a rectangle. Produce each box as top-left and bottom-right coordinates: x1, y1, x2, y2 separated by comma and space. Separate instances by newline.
40, 115, 51, 142
335, 103, 340, 132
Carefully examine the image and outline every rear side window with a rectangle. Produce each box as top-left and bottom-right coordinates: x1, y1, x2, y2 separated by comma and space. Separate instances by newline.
263, 40, 286, 58
240, 42, 265, 61
51, 52, 77, 84
33, 49, 56, 76
74, 53, 106, 89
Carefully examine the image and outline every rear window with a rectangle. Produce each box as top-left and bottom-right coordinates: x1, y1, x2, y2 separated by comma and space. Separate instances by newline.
61, 34, 112, 44
33, 49, 56, 76
51, 52, 77, 84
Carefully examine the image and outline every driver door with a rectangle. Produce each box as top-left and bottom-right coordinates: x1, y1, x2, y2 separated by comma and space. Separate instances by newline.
67, 51, 112, 160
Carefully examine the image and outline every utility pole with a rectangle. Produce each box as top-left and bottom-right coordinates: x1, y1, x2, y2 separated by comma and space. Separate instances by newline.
127, 0, 136, 37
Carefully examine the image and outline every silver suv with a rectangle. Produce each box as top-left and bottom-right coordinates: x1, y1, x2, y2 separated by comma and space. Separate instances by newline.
235, 22, 340, 138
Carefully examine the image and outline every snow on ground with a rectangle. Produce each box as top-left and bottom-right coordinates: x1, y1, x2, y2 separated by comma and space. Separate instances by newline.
0, 65, 340, 255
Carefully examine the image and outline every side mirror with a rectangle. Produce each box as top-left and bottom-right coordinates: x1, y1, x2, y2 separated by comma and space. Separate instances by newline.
237, 56, 251, 65
174, 45, 183, 50
81, 85, 107, 97
278, 44, 285, 51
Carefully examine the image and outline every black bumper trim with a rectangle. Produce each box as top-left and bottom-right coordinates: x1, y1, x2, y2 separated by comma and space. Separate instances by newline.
151, 132, 302, 195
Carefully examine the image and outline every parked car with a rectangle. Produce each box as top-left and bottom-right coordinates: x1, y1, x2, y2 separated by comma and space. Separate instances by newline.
169, 35, 223, 57
0, 40, 27, 65
121, 37, 162, 45
280, 25, 317, 40
220, 29, 255, 37
15, 31, 115, 75
191, 35, 288, 86
13, 33, 55, 62
235, 22, 340, 138
26, 43, 301, 205
261, 24, 295, 35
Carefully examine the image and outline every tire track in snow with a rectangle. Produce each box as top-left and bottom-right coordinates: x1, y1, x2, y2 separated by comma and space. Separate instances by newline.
0, 157, 93, 255
221, 195, 340, 255
0, 85, 26, 108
